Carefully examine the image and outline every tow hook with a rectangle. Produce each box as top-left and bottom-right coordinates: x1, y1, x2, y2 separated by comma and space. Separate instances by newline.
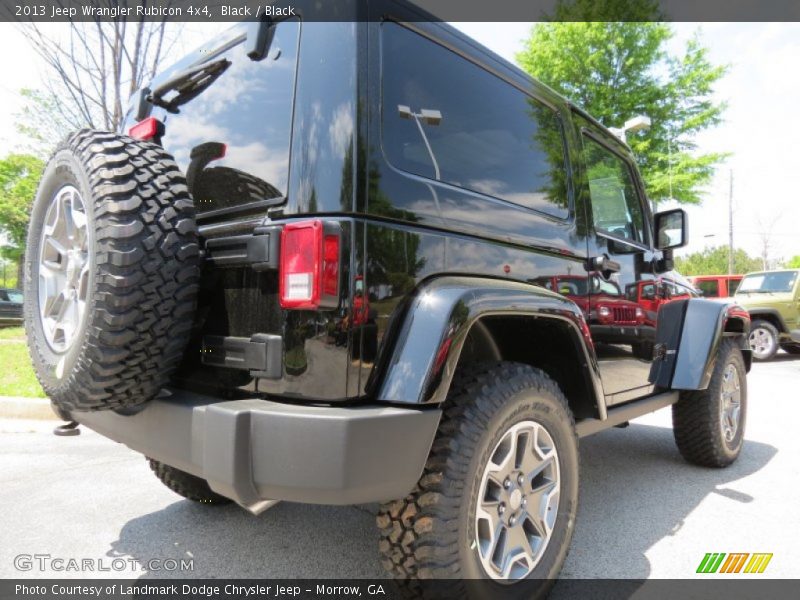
53, 421, 81, 436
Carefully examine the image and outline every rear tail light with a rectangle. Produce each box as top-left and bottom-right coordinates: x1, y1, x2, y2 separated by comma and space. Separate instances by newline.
128, 117, 164, 141
279, 220, 341, 310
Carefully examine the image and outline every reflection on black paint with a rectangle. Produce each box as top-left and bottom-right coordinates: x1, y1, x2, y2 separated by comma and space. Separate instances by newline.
381, 22, 569, 219
160, 20, 301, 213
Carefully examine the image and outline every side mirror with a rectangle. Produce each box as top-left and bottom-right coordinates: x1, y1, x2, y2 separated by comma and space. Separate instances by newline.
654, 208, 688, 250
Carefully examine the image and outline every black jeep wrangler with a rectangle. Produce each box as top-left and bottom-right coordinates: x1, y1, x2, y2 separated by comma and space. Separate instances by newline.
24, 1, 752, 593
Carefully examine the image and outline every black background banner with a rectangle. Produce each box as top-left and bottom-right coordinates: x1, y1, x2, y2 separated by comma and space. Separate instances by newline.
1, 579, 798, 600
2, 0, 800, 23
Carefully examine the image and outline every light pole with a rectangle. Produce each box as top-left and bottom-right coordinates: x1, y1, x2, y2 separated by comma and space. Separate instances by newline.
397, 105, 443, 179
609, 115, 651, 144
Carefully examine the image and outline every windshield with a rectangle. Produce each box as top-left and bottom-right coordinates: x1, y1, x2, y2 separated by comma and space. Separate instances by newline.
737, 271, 797, 293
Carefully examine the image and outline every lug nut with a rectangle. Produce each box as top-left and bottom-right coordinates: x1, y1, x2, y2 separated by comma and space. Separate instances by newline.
522, 498, 527, 508
517, 474, 524, 485
498, 503, 505, 515
504, 478, 511, 490
509, 516, 517, 526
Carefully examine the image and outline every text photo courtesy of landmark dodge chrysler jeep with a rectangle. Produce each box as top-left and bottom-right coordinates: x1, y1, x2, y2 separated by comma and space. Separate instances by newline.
23, 2, 753, 594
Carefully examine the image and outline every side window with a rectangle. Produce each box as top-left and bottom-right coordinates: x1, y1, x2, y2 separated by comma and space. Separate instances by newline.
160, 20, 300, 214
697, 279, 719, 297
641, 283, 656, 300
581, 135, 646, 245
381, 23, 569, 219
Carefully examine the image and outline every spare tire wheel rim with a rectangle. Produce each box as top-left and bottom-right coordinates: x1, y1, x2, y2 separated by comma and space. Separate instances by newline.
475, 420, 561, 582
37, 185, 90, 354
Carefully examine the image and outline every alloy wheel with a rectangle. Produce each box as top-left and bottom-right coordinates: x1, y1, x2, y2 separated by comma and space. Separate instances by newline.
36, 185, 90, 354
475, 420, 561, 582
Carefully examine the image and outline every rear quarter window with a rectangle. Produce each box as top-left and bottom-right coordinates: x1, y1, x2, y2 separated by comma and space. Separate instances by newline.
381, 23, 570, 220
697, 279, 719, 297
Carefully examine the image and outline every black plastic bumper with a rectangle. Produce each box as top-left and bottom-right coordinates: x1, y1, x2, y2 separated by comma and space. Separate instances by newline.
75, 390, 441, 509
791, 330, 800, 344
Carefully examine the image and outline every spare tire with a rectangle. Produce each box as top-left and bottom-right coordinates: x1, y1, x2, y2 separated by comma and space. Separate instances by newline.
192, 165, 282, 212
24, 130, 200, 413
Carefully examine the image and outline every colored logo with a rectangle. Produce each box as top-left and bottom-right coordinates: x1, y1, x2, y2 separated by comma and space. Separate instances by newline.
696, 553, 773, 574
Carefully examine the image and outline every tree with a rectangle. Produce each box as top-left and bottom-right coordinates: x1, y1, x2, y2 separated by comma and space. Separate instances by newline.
674, 246, 762, 276
0, 154, 45, 286
516, 0, 728, 205
786, 256, 800, 269
19, 5, 180, 153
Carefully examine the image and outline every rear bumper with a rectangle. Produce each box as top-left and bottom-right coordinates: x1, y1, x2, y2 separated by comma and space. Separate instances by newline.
791, 330, 800, 344
75, 390, 441, 510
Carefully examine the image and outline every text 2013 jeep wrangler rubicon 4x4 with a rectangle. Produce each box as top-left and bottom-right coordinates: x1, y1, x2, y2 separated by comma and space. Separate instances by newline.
24, 2, 752, 593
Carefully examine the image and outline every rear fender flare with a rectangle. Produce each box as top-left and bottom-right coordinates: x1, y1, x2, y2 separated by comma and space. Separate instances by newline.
371, 276, 605, 412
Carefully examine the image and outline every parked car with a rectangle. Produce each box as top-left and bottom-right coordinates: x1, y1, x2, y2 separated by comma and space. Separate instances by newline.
0, 288, 23, 326
533, 273, 651, 351
734, 269, 800, 360
23, 4, 752, 593
690, 274, 743, 298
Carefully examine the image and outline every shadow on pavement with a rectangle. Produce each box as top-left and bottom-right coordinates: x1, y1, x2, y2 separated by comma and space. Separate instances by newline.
106, 422, 776, 584
108, 500, 384, 578
554, 421, 777, 590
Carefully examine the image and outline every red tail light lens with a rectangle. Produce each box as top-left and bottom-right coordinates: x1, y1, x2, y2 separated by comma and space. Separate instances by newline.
280, 220, 340, 310
128, 117, 163, 141
322, 234, 340, 297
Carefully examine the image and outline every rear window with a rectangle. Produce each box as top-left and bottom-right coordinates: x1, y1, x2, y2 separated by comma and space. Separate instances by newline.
381, 23, 569, 219
159, 20, 300, 215
696, 279, 719, 297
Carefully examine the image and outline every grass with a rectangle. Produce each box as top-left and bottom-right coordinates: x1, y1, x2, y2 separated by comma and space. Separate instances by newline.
0, 326, 25, 340
0, 326, 45, 397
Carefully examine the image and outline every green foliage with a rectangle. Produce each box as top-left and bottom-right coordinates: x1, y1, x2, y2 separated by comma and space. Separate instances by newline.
674, 246, 762, 276
516, 0, 729, 204
0, 328, 45, 398
786, 256, 800, 269
0, 154, 45, 259
14, 89, 76, 158
0, 258, 20, 288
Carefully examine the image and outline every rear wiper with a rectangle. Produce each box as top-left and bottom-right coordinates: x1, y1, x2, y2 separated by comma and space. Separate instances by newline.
148, 58, 231, 115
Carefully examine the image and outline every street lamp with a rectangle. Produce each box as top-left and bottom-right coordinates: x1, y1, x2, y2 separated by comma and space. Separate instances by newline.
609, 115, 651, 143
398, 105, 443, 179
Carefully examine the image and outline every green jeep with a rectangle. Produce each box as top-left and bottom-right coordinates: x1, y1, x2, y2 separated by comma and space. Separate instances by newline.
735, 269, 800, 360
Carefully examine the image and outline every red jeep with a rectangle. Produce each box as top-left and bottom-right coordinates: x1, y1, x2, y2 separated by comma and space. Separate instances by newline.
534, 274, 649, 348
690, 274, 743, 298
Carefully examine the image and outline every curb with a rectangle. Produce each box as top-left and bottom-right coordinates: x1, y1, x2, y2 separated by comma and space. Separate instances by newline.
0, 396, 58, 420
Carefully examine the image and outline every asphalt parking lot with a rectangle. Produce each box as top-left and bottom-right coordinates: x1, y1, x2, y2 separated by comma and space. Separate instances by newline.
1, 354, 798, 582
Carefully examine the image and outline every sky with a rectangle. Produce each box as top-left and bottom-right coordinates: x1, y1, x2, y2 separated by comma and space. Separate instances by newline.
1, 21, 798, 263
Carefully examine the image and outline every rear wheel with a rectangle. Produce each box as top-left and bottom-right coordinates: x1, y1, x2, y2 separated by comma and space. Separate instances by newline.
377, 363, 579, 598
672, 338, 747, 467
148, 459, 231, 505
748, 319, 779, 361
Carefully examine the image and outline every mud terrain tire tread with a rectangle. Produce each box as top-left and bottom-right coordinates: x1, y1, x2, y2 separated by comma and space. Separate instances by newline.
25, 129, 200, 412
376, 362, 578, 596
148, 459, 231, 505
672, 338, 747, 468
